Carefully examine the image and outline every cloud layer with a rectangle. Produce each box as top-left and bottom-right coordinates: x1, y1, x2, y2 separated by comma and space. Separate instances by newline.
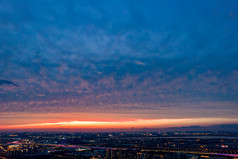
0, 0, 238, 120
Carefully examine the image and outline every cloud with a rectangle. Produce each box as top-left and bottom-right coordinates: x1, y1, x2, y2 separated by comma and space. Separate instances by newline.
0, 0, 237, 121
0, 79, 18, 87
134, 60, 145, 66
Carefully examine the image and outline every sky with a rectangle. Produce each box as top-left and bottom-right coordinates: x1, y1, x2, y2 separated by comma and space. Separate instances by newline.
0, 0, 238, 131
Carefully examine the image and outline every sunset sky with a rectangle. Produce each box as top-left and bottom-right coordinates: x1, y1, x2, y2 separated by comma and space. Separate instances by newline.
0, 0, 238, 131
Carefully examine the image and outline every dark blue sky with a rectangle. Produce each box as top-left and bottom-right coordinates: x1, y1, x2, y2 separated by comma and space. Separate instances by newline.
0, 0, 238, 123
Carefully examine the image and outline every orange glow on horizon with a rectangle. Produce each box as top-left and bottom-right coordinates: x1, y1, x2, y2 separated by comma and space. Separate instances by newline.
1, 117, 238, 130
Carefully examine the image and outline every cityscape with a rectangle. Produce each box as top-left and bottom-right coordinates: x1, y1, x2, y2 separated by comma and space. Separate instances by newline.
1, 131, 238, 159
1, 0, 238, 159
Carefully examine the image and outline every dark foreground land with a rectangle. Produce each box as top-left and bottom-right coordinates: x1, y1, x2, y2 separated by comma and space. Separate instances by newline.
1, 131, 238, 159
